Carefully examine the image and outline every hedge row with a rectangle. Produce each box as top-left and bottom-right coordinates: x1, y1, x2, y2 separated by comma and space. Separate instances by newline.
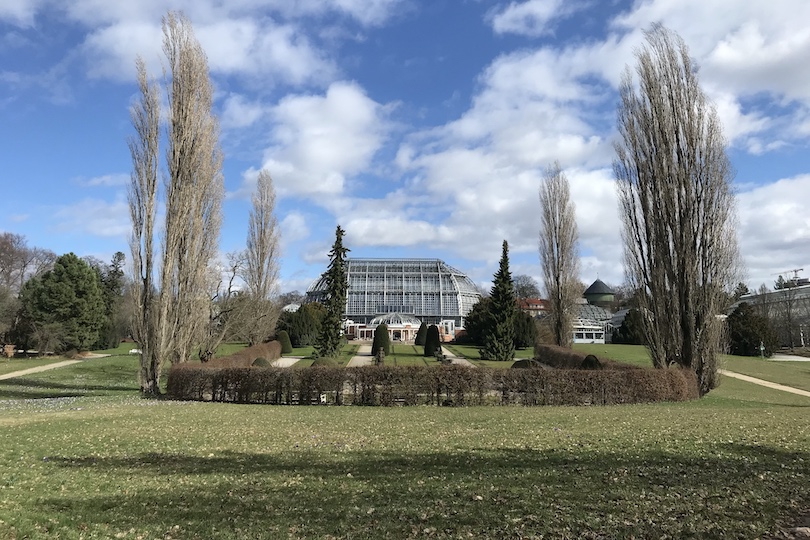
203, 341, 282, 368
166, 364, 698, 406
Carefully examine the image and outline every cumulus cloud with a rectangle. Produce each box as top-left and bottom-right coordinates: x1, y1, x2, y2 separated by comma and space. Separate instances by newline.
489, 0, 584, 37
0, 0, 47, 27
243, 81, 391, 198
737, 174, 810, 287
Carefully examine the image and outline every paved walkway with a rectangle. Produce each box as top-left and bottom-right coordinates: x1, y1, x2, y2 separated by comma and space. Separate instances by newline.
272, 356, 303, 368
719, 369, 810, 398
441, 348, 476, 367
769, 353, 810, 362
0, 360, 83, 381
347, 344, 374, 367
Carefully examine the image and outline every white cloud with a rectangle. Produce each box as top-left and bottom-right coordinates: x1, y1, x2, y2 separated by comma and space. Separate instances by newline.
75, 173, 129, 187
253, 81, 391, 198
737, 174, 810, 288
221, 93, 268, 130
280, 212, 310, 243
52, 197, 130, 239
0, 0, 47, 27
489, 0, 582, 37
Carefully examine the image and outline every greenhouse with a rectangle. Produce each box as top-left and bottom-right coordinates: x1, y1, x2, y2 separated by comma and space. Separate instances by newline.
306, 258, 481, 327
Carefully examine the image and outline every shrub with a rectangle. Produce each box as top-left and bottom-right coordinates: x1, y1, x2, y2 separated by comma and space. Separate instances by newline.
511, 358, 546, 369
252, 357, 271, 367
727, 302, 778, 357
167, 363, 698, 406
424, 325, 442, 357
581, 354, 601, 370
414, 322, 428, 346
371, 324, 391, 357
207, 340, 282, 368
276, 330, 293, 355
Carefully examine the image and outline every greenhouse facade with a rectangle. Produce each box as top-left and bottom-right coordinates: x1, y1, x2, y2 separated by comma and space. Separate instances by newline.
306, 258, 481, 326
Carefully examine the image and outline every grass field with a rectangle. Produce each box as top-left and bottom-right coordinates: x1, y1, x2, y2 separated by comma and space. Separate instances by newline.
0, 345, 808, 538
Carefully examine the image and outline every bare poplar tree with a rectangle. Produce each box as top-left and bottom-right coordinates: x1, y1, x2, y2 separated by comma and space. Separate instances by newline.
158, 11, 224, 364
128, 57, 161, 395
128, 12, 223, 393
539, 161, 580, 348
241, 169, 281, 345
614, 25, 741, 395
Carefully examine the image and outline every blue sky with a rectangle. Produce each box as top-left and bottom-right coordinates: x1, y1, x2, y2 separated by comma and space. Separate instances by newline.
2, 0, 809, 295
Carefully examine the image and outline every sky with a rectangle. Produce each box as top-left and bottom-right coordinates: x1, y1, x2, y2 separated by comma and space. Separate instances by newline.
1, 0, 809, 296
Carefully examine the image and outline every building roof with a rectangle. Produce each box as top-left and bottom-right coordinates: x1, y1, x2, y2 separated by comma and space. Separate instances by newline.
578, 303, 613, 323
369, 313, 422, 327
584, 279, 614, 296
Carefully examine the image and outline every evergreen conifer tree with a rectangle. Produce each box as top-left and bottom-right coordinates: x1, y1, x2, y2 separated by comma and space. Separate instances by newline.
315, 226, 349, 358
414, 322, 427, 346
371, 323, 391, 356
481, 240, 516, 360
424, 324, 442, 357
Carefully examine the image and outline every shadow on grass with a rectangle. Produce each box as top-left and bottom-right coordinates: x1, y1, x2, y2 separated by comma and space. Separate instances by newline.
29, 444, 810, 539
0, 378, 138, 400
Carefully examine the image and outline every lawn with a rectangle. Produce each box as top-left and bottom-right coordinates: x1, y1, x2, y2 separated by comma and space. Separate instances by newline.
0, 348, 808, 538
0, 357, 69, 377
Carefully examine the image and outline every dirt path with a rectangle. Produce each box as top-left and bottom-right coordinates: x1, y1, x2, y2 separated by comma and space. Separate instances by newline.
719, 369, 810, 398
0, 360, 83, 381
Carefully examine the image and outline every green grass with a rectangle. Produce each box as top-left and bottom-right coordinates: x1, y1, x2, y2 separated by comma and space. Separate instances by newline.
443, 343, 533, 362
1, 348, 809, 538
388, 343, 431, 366
574, 343, 810, 392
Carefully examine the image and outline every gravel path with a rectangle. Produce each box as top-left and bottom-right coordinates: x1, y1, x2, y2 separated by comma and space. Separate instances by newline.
719, 369, 810, 398
347, 344, 373, 367
441, 348, 476, 367
0, 360, 83, 381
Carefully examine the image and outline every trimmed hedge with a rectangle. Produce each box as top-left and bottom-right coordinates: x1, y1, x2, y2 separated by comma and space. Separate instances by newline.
167, 363, 698, 406
204, 341, 282, 368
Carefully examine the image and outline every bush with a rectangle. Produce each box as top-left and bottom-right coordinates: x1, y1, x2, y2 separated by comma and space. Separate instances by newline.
581, 354, 601, 370
252, 357, 271, 367
276, 330, 293, 355
207, 340, 282, 368
167, 363, 698, 406
424, 325, 442, 357
414, 322, 427, 346
511, 358, 546, 369
612, 308, 647, 345
371, 324, 391, 357
727, 302, 779, 357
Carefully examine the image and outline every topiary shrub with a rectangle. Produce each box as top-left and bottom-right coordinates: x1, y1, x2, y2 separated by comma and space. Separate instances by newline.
276, 330, 293, 355
414, 322, 428, 346
511, 358, 547, 369
252, 357, 271, 367
424, 325, 442, 357
311, 357, 338, 367
371, 324, 391, 357
581, 354, 601, 370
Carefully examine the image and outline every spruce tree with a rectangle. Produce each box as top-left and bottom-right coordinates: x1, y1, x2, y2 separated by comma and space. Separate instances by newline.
481, 240, 516, 361
315, 226, 349, 358
19, 253, 106, 352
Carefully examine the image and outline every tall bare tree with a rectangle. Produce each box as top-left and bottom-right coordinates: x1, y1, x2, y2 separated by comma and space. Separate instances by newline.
614, 25, 741, 395
128, 57, 161, 395
128, 12, 223, 393
241, 169, 281, 345
539, 162, 580, 348
158, 11, 224, 365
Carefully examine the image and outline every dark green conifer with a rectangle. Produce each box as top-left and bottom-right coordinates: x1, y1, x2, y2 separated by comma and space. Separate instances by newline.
315, 226, 349, 358
481, 240, 516, 361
